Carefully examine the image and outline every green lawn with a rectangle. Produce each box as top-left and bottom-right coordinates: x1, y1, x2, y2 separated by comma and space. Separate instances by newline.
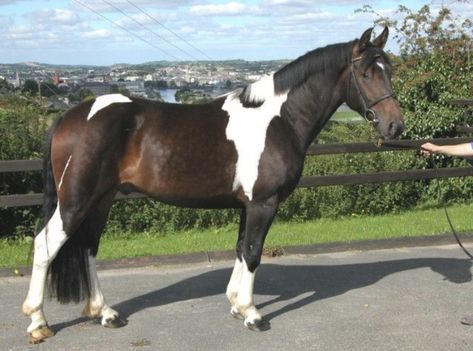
2, 203, 473, 269
332, 111, 361, 121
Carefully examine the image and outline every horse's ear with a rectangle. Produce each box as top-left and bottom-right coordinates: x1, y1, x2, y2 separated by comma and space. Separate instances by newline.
357, 27, 373, 53
372, 27, 389, 49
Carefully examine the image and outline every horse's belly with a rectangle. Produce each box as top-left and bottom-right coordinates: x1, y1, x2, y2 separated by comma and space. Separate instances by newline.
119, 143, 239, 207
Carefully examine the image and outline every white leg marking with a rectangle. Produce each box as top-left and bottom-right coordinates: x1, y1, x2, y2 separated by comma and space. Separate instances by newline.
235, 259, 261, 325
23, 205, 68, 333
85, 255, 119, 325
87, 94, 132, 120
226, 258, 243, 307
58, 155, 72, 190
223, 75, 288, 201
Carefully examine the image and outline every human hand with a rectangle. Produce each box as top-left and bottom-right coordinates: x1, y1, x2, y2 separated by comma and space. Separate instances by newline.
420, 142, 440, 156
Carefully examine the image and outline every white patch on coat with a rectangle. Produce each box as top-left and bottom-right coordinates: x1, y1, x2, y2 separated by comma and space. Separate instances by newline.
237, 258, 256, 308
376, 62, 385, 70
87, 94, 132, 120
237, 258, 261, 324
58, 155, 72, 190
222, 74, 288, 200
226, 258, 244, 305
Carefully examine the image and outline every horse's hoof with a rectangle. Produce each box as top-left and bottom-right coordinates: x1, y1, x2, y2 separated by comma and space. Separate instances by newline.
29, 325, 54, 343
230, 307, 244, 320
461, 314, 473, 326
103, 315, 128, 328
244, 318, 270, 332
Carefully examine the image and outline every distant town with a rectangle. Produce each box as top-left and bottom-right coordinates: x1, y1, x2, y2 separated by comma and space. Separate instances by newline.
0, 60, 290, 108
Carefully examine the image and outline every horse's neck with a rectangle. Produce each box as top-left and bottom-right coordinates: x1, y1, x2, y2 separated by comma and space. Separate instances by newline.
282, 74, 344, 152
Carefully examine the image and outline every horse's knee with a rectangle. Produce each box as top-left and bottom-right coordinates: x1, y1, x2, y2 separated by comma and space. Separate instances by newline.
236, 239, 244, 260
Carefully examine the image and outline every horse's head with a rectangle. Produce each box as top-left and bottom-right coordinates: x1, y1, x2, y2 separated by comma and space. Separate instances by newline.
346, 27, 404, 140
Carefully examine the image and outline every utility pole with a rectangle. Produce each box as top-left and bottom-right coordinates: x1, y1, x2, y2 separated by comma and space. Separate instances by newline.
468, 45, 471, 71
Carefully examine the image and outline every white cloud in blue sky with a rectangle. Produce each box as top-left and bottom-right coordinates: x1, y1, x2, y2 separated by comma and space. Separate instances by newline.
0, 0, 471, 65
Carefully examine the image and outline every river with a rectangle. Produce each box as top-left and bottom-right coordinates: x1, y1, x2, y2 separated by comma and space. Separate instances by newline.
158, 89, 178, 103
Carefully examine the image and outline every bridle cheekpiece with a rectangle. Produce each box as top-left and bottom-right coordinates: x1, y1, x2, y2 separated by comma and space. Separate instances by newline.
347, 55, 396, 126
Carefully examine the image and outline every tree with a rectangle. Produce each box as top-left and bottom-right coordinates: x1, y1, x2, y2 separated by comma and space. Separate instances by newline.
40, 82, 61, 98
359, 4, 472, 60
22, 79, 39, 95
0, 78, 13, 95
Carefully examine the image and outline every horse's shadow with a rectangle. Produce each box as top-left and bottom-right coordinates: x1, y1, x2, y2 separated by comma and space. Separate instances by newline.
51, 257, 472, 333
115, 257, 472, 322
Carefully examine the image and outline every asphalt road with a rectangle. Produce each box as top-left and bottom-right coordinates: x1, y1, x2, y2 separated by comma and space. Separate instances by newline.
2, 244, 473, 350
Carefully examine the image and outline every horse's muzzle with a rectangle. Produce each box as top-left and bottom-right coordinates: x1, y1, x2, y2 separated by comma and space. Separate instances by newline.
387, 120, 404, 139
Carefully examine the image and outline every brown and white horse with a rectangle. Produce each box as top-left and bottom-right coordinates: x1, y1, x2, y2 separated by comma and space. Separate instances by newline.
23, 27, 403, 341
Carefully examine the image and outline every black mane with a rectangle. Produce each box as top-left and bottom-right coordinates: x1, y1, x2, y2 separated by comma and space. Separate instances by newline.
274, 41, 355, 94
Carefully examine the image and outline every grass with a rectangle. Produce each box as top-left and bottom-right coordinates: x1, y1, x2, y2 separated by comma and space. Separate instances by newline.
2, 203, 473, 269
332, 111, 362, 121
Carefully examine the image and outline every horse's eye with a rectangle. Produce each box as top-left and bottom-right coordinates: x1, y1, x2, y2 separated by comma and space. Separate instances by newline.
362, 72, 369, 79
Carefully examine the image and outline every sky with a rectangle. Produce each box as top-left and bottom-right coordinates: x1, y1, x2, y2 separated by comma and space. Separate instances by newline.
0, 0, 471, 65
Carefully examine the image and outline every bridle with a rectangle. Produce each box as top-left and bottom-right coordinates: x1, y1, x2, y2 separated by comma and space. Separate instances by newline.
347, 55, 396, 126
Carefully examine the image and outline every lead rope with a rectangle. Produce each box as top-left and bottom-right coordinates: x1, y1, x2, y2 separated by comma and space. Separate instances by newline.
431, 156, 473, 260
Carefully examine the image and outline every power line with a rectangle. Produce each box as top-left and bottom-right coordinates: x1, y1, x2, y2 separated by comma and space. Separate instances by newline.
102, 0, 199, 61
125, 0, 213, 61
73, 0, 180, 61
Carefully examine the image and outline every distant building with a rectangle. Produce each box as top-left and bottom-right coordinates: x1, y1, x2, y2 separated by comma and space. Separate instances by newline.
52, 71, 60, 85
83, 82, 112, 96
6, 71, 21, 88
116, 80, 144, 93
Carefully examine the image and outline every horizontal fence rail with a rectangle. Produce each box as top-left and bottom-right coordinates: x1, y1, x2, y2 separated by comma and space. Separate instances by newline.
2, 137, 473, 208
306, 137, 473, 155
0, 159, 42, 173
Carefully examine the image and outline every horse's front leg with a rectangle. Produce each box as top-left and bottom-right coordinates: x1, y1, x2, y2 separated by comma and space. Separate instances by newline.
227, 196, 278, 331
226, 209, 246, 308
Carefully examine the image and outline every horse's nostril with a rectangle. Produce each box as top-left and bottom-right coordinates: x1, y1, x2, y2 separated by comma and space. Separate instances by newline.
389, 121, 404, 137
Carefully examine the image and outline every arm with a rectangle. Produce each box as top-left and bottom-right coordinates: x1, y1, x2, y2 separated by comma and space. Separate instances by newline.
421, 142, 473, 158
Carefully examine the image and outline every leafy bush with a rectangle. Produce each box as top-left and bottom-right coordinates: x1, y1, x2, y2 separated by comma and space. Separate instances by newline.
0, 95, 53, 237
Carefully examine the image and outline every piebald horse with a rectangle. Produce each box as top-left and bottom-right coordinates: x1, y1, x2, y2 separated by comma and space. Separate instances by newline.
23, 27, 403, 340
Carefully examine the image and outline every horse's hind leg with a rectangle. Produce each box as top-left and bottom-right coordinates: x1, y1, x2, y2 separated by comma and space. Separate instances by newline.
84, 255, 127, 328
80, 194, 127, 328
22, 206, 68, 340
23, 140, 122, 339
229, 196, 278, 331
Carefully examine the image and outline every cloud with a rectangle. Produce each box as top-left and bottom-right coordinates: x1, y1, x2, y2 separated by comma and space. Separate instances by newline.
190, 2, 250, 16
283, 11, 335, 23
260, 0, 315, 8
27, 9, 83, 27
81, 28, 112, 39
0, 0, 28, 6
